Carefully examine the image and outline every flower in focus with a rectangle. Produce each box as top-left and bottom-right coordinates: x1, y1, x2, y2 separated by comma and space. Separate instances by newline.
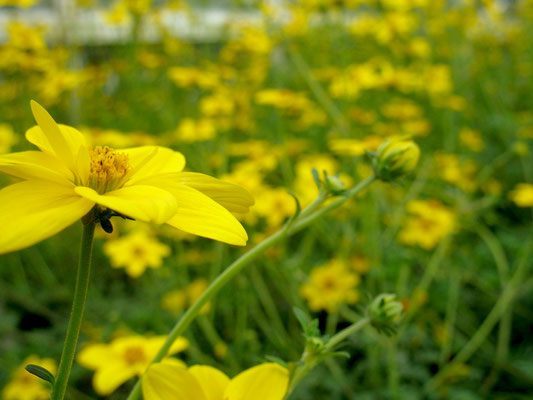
103, 230, 170, 278
300, 258, 360, 312
509, 183, 533, 207
143, 362, 289, 400
374, 137, 420, 181
3, 355, 56, 400
398, 199, 456, 249
0, 101, 254, 254
77, 334, 188, 396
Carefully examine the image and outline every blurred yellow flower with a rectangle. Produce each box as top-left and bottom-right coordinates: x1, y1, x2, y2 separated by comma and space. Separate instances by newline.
176, 118, 216, 142
161, 278, 211, 315
509, 183, 533, 207
300, 258, 360, 312
104, 230, 170, 277
0, 124, 17, 154
3, 355, 56, 400
459, 128, 484, 152
398, 199, 456, 249
143, 362, 289, 400
77, 334, 188, 396
0, 101, 253, 254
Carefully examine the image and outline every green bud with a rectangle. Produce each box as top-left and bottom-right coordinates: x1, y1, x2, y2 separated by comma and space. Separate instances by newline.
323, 174, 345, 194
373, 138, 420, 181
367, 294, 403, 335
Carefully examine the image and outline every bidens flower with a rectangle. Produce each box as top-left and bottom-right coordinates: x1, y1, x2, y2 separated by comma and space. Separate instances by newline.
142, 362, 289, 400
0, 101, 254, 254
77, 334, 188, 396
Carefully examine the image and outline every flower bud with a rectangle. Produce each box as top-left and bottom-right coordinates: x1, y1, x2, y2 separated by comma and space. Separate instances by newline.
367, 294, 403, 335
373, 138, 420, 181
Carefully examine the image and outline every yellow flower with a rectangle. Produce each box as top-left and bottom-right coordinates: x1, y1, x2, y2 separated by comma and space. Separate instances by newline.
300, 258, 360, 312
459, 128, 484, 152
143, 362, 289, 400
104, 230, 170, 278
0, 123, 17, 154
161, 278, 211, 314
77, 334, 188, 396
0, 101, 253, 254
398, 199, 456, 249
3, 356, 56, 400
509, 183, 533, 207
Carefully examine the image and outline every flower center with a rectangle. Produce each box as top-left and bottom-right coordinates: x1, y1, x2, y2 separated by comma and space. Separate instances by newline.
88, 146, 130, 193
123, 346, 146, 365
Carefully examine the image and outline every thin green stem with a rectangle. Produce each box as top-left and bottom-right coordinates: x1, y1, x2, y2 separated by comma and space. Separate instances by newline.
126, 176, 376, 400
325, 318, 370, 351
426, 228, 533, 392
51, 221, 95, 400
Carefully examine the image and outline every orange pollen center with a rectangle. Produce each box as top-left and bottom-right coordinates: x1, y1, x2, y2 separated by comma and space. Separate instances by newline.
123, 346, 146, 365
88, 146, 130, 193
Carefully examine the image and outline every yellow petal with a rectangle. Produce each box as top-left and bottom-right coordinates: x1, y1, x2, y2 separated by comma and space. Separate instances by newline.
189, 365, 230, 400
77, 344, 116, 369
0, 151, 74, 184
29, 101, 75, 162
141, 177, 248, 245
74, 185, 177, 224
93, 362, 137, 396
174, 172, 254, 214
146, 336, 189, 360
224, 363, 289, 400
122, 146, 186, 185
0, 180, 94, 254
143, 363, 207, 400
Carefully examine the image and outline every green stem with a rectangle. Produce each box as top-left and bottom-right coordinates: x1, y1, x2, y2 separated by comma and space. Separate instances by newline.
325, 318, 370, 351
426, 228, 533, 391
126, 176, 376, 400
51, 221, 95, 400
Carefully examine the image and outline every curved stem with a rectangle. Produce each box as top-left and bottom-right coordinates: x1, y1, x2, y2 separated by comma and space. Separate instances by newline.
51, 221, 95, 400
325, 318, 370, 351
126, 175, 376, 400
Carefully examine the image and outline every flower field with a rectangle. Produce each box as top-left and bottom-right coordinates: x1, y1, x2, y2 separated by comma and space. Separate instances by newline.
1, 1, 533, 399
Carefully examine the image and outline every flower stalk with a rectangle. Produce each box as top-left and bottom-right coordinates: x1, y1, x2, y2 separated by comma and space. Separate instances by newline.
51, 219, 96, 400
126, 175, 377, 400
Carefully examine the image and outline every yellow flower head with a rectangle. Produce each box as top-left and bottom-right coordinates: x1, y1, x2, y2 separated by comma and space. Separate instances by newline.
0, 101, 254, 254
398, 199, 457, 249
509, 183, 533, 207
300, 258, 360, 312
142, 362, 289, 400
77, 334, 188, 396
104, 230, 170, 278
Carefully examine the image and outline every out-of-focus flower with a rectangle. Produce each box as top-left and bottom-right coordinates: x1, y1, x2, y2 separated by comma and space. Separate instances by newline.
77, 334, 188, 396
161, 278, 212, 315
459, 128, 484, 152
398, 199, 456, 249
0, 124, 17, 154
143, 362, 288, 400
434, 153, 477, 192
300, 258, 360, 312
176, 118, 216, 142
329, 136, 383, 156
104, 230, 170, 277
3, 355, 56, 400
509, 183, 533, 207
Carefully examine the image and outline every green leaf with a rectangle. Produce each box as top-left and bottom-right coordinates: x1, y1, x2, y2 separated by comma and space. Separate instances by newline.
265, 355, 288, 367
25, 364, 55, 385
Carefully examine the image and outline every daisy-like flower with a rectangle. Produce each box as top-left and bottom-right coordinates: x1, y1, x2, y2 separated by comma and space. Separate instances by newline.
142, 362, 289, 400
0, 101, 254, 254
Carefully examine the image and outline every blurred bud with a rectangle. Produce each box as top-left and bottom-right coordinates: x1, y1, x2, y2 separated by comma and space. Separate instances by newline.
323, 174, 345, 194
373, 138, 420, 181
367, 294, 403, 335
